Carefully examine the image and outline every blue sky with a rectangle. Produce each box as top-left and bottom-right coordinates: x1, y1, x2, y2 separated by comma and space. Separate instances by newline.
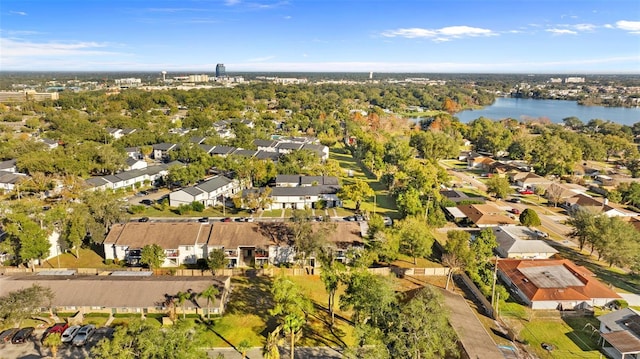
1, 0, 639, 73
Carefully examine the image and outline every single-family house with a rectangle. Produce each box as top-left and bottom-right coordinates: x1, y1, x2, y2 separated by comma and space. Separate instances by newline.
455, 203, 518, 227
0, 275, 230, 317
498, 258, 620, 310
467, 155, 495, 171
565, 193, 639, 218
276, 142, 303, 155
598, 308, 640, 359
440, 189, 485, 204
169, 176, 240, 207
254, 139, 279, 152
491, 226, 558, 259
510, 172, 553, 190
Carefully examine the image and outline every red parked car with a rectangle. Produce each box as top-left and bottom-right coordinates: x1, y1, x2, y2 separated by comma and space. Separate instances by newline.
42, 323, 69, 342
519, 189, 534, 195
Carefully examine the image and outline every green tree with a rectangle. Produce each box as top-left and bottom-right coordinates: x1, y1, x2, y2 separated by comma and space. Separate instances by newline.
340, 271, 397, 327
3, 213, 50, 269
207, 248, 228, 275
386, 287, 458, 359
270, 275, 314, 320
198, 285, 219, 320
91, 318, 204, 359
396, 187, 423, 217
567, 207, 600, 251
519, 208, 541, 227
43, 332, 63, 359
237, 339, 251, 359
397, 217, 433, 265
283, 313, 305, 359
319, 249, 345, 326
0, 284, 53, 326
485, 176, 513, 199
443, 230, 474, 290
175, 291, 193, 320
140, 244, 165, 269
338, 179, 375, 211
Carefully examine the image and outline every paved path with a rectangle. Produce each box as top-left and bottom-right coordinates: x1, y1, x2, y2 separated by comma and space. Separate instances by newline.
439, 288, 505, 359
619, 292, 640, 306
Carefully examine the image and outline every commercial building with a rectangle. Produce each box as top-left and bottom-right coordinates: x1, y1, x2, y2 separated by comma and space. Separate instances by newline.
216, 64, 226, 78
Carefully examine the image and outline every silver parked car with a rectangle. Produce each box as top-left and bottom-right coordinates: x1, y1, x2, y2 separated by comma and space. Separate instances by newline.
72, 325, 96, 346
61, 325, 81, 344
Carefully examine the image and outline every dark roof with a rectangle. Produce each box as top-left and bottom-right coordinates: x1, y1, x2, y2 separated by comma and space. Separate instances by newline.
211, 146, 236, 155
233, 149, 257, 158
85, 177, 111, 188
153, 142, 177, 151
255, 151, 281, 161
0, 159, 17, 170
198, 144, 216, 153
270, 185, 339, 196
189, 136, 207, 144
0, 171, 24, 185
276, 175, 302, 184
300, 176, 338, 186
254, 139, 278, 148
276, 142, 303, 150
196, 176, 233, 193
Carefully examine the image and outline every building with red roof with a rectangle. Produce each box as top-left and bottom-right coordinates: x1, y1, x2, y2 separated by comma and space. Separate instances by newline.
498, 258, 620, 310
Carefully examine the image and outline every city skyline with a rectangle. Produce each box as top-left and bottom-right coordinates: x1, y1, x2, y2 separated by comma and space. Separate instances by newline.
1, 0, 639, 73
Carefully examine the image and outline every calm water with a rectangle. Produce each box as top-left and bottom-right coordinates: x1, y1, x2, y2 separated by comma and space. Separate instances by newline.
454, 98, 640, 125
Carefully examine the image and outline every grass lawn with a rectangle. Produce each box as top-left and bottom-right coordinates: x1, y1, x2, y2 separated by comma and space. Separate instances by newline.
330, 146, 398, 217
41, 248, 118, 269
514, 317, 602, 359
209, 276, 355, 349
390, 254, 443, 268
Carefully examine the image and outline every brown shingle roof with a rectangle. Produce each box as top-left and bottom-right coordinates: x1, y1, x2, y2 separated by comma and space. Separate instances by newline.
0, 276, 226, 309
601, 331, 640, 354
104, 222, 213, 249
457, 204, 518, 226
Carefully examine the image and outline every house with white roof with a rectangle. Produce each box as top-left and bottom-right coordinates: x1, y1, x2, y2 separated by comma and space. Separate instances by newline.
491, 226, 558, 259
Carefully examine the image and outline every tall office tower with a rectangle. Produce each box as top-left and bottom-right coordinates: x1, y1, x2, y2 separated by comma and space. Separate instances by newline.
216, 64, 226, 78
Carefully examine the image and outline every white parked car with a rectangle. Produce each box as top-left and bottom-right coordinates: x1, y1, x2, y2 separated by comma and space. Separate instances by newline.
61, 325, 81, 344
534, 230, 549, 238
72, 325, 95, 346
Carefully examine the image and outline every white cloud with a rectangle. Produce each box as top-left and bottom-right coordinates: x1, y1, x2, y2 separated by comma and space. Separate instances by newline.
546, 28, 577, 35
9, 11, 27, 16
0, 38, 120, 59
573, 23, 596, 31
225, 0, 241, 5
382, 25, 495, 41
616, 20, 640, 34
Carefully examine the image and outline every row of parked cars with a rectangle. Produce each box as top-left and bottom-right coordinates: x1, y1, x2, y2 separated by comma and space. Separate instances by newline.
0, 323, 96, 346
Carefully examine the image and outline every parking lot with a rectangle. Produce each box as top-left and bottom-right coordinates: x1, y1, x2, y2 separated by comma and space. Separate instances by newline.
0, 326, 112, 359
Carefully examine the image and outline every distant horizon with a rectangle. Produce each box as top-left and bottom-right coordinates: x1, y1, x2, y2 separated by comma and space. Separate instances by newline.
1, 0, 638, 73
1, 70, 639, 76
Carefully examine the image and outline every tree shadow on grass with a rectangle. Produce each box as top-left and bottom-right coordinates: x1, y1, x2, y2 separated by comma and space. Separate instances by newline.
225, 276, 275, 323
561, 316, 600, 352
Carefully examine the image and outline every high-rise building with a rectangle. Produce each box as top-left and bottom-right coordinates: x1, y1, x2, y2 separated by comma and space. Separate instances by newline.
216, 64, 226, 78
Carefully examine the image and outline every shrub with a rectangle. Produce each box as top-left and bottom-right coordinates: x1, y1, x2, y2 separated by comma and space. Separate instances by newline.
190, 201, 205, 212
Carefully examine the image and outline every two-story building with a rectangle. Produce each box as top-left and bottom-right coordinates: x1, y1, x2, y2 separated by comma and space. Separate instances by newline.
169, 176, 240, 207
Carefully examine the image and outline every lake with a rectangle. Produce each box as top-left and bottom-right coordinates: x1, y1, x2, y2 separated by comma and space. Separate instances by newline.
453, 98, 640, 125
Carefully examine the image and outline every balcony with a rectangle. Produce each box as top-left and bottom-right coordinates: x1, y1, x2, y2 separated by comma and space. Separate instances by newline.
255, 251, 269, 258
165, 249, 179, 258
225, 251, 238, 258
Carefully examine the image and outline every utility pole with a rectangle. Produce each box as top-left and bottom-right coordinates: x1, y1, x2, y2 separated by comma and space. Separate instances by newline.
491, 256, 499, 311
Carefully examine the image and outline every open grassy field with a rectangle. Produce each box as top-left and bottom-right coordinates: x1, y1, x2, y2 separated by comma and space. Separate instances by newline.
42, 248, 119, 269
330, 146, 399, 218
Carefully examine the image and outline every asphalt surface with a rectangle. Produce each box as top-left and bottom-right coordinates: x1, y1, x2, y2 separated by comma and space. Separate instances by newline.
0, 326, 113, 359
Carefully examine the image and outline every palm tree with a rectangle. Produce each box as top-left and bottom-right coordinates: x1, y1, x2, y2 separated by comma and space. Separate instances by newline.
237, 339, 251, 359
283, 314, 305, 359
175, 291, 192, 320
263, 326, 282, 359
43, 332, 62, 358
198, 285, 219, 320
